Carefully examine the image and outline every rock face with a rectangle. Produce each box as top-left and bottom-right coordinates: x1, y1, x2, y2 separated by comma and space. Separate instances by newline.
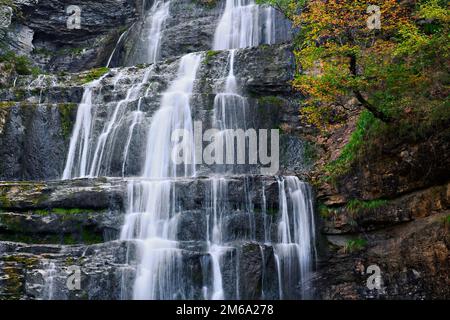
0, 103, 76, 181
0, 177, 296, 300
2, 0, 141, 72
337, 130, 450, 201
1, 0, 448, 301
0, 240, 138, 299
112, 0, 293, 67
2, 0, 292, 72
0, 44, 302, 180
311, 112, 450, 299
315, 212, 449, 300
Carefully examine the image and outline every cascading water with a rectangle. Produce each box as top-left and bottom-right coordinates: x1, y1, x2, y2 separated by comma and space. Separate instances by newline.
211, 50, 249, 175
141, 53, 200, 178
109, 0, 171, 67
60, 0, 316, 300
202, 0, 276, 298
213, 0, 277, 50
275, 177, 316, 299
62, 1, 173, 179
127, 0, 170, 66
62, 75, 105, 179
264, 6, 276, 44
42, 261, 57, 300
120, 53, 202, 300
204, 0, 316, 300
62, 67, 153, 179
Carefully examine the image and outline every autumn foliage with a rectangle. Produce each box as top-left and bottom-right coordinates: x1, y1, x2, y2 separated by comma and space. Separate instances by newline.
259, 0, 449, 129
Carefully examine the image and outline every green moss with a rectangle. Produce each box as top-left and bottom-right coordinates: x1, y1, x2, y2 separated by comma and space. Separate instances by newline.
193, 0, 217, 9
2, 266, 23, 299
3, 255, 39, 267
0, 194, 11, 207
13, 89, 26, 100
318, 203, 331, 219
266, 207, 278, 216
32, 47, 52, 56
302, 141, 318, 167
442, 214, 450, 226
58, 103, 77, 139
81, 229, 103, 244
258, 96, 285, 107
346, 199, 389, 213
0, 101, 15, 108
204, 50, 220, 64
78, 67, 109, 84
35, 208, 96, 215
325, 110, 379, 179
34, 209, 49, 215
0, 51, 41, 76
135, 63, 149, 69
0, 183, 48, 209
63, 234, 77, 245
0, 229, 101, 245
344, 238, 368, 253
0, 214, 22, 232
53, 208, 94, 215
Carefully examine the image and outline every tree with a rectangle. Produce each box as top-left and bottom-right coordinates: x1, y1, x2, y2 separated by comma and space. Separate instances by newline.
258, 0, 449, 128
256, 0, 301, 20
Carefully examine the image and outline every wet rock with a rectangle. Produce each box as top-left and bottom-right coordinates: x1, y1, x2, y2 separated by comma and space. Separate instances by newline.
314, 213, 450, 299
0, 210, 123, 245
0, 103, 75, 181
337, 130, 450, 201
0, 240, 138, 300
114, 0, 293, 67
0, 179, 126, 210
237, 242, 278, 299
321, 183, 449, 234
0, 43, 296, 180
2, 0, 141, 72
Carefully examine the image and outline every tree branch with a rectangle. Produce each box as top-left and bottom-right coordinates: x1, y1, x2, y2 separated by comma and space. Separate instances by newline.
348, 54, 393, 123
353, 90, 393, 123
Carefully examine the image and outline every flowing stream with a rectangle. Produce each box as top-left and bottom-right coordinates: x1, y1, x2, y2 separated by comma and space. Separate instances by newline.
61, 0, 316, 300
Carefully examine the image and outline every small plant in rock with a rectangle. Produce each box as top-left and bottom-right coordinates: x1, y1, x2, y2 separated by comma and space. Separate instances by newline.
344, 238, 368, 253
0, 51, 41, 76
346, 198, 388, 213
79, 67, 109, 84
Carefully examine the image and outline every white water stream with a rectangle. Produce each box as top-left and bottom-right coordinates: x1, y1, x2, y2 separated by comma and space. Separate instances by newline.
60, 0, 315, 300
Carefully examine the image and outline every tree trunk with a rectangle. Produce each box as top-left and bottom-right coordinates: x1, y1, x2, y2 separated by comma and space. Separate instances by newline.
348, 54, 393, 123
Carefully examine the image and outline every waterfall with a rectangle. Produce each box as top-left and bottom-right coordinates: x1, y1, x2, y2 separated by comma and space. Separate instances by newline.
106, 28, 130, 68
88, 68, 153, 178
275, 177, 316, 299
136, 0, 171, 65
213, 0, 276, 50
109, 0, 171, 67
59, 0, 316, 301
62, 68, 153, 179
62, 75, 105, 179
211, 50, 249, 175
142, 53, 200, 178
201, 0, 276, 298
206, 0, 315, 300
207, 177, 227, 300
122, 106, 144, 177
42, 261, 57, 300
120, 53, 202, 300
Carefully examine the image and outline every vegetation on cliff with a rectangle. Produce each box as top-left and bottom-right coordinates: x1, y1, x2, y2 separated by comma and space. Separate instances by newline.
259, 0, 449, 179
0, 51, 41, 76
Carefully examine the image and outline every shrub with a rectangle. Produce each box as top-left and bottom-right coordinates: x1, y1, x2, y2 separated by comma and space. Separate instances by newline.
344, 238, 368, 253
